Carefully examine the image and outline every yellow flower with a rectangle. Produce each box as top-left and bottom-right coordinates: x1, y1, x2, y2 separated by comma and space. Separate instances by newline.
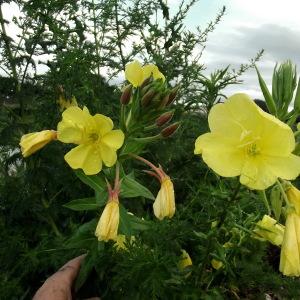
279, 212, 300, 276
20, 130, 57, 157
211, 259, 223, 270
279, 184, 300, 276
153, 175, 175, 220
57, 95, 78, 111
178, 249, 192, 270
125, 60, 165, 87
57, 106, 124, 175
95, 199, 119, 242
114, 234, 135, 251
194, 93, 300, 190
253, 215, 285, 246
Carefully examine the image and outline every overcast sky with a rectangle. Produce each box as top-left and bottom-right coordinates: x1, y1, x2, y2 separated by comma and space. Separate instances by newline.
178, 0, 300, 99
2, 0, 300, 99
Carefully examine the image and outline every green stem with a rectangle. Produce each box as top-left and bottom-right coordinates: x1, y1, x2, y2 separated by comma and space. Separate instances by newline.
259, 190, 271, 215
276, 179, 290, 206
41, 198, 62, 237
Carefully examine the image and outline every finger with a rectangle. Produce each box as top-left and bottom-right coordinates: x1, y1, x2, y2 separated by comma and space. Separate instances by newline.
53, 254, 86, 285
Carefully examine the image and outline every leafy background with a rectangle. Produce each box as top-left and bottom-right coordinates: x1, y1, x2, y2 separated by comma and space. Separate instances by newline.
0, 0, 299, 299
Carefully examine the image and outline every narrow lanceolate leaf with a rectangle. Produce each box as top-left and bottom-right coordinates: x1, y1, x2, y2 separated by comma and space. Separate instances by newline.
75, 169, 106, 192
63, 197, 98, 211
270, 186, 283, 221
294, 77, 300, 111
255, 66, 277, 116
120, 175, 155, 200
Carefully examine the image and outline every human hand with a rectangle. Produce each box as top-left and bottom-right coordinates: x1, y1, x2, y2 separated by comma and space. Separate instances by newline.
33, 255, 99, 300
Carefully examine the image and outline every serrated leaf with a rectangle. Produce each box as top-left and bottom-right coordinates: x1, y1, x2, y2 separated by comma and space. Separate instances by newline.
75, 169, 105, 192
63, 197, 98, 211
121, 176, 155, 200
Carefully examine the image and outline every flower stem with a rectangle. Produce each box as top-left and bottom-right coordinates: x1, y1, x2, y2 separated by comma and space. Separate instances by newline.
259, 190, 271, 215
276, 179, 290, 206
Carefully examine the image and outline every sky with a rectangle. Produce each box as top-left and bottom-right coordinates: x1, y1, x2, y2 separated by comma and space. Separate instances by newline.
177, 0, 300, 99
2, 0, 300, 99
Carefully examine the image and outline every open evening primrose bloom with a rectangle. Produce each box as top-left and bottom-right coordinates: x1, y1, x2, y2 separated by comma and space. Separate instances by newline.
57, 106, 124, 175
125, 60, 165, 87
194, 93, 300, 190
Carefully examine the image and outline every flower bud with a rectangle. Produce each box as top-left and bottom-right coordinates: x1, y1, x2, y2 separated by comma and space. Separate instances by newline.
120, 84, 132, 105
161, 122, 181, 138
20, 130, 57, 157
141, 89, 157, 107
167, 85, 180, 105
155, 110, 174, 127
211, 259, 223, 270
140, 76, 152, 89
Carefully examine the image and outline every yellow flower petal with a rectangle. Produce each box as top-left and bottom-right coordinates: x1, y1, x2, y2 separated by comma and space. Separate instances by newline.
102, 130, 125, 149
266, 154, 300, 181
240, 157, 277, 190
280, 213, 300, 276
125, 60, 144, 87
178, 250, 192, 269
93, 114, 114, 136
195, 133, 245, 177
99, 143, 117, 167
286, 185, 300, 215
211, 259, 223, 270
64, 144, 102, 175
209, 93, 261, 137
142, 64, 165, 82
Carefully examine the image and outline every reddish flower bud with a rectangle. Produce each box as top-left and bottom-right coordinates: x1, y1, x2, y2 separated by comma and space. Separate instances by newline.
140, 76, 152, 89
156, 110, 174, 127
167, 85, 180, 105
161, 122, 181, 138
120, 84, 132, 105
141, 89, 157, 107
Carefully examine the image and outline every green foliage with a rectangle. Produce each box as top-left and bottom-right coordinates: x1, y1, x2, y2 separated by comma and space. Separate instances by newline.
2, 0, 299, 299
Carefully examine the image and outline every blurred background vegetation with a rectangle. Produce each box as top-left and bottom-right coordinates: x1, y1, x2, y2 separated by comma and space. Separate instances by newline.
1, 0, 299, 299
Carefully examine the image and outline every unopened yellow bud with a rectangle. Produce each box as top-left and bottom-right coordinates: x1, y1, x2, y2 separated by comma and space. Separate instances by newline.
95, 199, 119, 242
19, 130, 57, 157
286, 185, 300, 215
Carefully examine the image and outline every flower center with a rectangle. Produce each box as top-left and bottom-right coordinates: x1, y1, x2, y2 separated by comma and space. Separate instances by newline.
246, 143, 260, 156
89, 132, 100, 142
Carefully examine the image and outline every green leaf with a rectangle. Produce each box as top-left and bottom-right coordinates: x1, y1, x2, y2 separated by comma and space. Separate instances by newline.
121, 175, 155, 200
294, 77, 300, 111
255, 65, 277, 116
119, 138, 146, 156
128, 213, 151, 231
75, 169, 105, 192
119, 204, 133, 236
63, 197, 98, 211
270, 186, 283, 221
65, 219, 98, 249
